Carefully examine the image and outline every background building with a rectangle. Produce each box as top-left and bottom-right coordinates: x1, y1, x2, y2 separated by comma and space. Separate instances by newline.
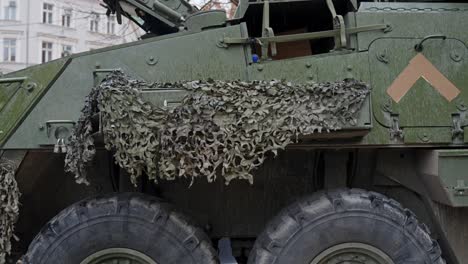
0, 0, 142, 73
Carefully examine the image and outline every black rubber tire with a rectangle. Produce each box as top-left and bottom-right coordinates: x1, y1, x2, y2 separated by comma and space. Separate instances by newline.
248, 189, 445, 264
22, 192, 219, 264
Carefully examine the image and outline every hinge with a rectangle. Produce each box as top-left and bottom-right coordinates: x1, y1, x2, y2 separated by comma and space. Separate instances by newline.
451, 113, 464, 142
390, 113, 404, 141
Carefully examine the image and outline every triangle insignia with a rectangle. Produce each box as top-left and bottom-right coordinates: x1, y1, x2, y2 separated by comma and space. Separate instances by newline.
386, 53, 460, 103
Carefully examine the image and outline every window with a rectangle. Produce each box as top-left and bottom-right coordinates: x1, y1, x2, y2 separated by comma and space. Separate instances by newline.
42, 41, 53, 63
62, 9, 72, 27
3, 38, 16, 62
90, 13, 99, 32
4, 1, 17, 20
61, 44, 72, 57
42, 3, 53, 24
107, 15, 115, 35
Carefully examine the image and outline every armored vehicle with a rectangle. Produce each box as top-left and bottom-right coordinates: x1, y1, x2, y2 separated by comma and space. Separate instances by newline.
1, 0, 468, 263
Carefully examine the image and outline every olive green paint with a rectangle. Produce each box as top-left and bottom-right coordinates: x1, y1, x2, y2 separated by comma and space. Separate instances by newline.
4, 3, 468, 148
368, 38, 467, 130
2, 24, 247, 149
356, 2, 468, 51
0, 59, 68, 147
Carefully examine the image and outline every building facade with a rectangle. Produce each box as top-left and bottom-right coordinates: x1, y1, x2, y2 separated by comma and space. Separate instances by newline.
0, 0, 141, 73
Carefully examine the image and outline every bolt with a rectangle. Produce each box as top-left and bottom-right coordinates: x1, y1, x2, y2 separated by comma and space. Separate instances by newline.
257, 65, 264, 71
308, 75, 314, 80
451, 51, 463, 62
421, 133, 430, 142
305, 62, 312, 68
204, 224, 212, 233
347, 65, 352, 71
25, 82, 36, 92
93, 184, 103, 193
146, 56, 158, 65
38, 124, 45, 131
95, 63, 101, 69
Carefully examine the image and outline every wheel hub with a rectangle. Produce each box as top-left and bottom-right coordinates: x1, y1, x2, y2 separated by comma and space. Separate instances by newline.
310, 243, 394, 264
80, 248, 158, 264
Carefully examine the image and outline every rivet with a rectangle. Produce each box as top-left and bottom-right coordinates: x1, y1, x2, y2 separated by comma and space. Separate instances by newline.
38, 124, 45, 131
95, 63, 101, 69
257, 65, 264, 71
305, 62, 312, 68
347, 65, 352, 71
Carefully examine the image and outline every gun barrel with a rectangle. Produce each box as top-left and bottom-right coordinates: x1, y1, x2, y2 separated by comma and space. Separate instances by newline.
153, 0, 185, 22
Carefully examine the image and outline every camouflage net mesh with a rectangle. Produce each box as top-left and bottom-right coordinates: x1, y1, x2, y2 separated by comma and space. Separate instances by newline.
65, 71, 370, 185
0, 159, 20, 264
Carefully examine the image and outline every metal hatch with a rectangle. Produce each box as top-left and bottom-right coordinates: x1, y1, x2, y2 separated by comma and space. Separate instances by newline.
369, 37, 467, 129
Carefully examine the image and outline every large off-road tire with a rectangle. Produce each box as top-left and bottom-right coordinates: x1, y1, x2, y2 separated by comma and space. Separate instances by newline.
248, 189, 445, 264
22, 193, 218, 264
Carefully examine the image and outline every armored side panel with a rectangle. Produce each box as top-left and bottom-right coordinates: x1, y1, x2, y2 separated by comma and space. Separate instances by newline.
246, 52, 372, 136
0, 60, 68, 147
1, 24, 248, 149
357, 2, 468, 145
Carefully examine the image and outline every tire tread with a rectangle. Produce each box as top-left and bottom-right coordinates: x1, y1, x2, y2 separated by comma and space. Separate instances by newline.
22, 192, 218, 264
249, 189, 445, 264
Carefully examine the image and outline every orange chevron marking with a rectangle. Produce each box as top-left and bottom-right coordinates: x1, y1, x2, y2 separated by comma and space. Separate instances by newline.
386, 53, 460, 103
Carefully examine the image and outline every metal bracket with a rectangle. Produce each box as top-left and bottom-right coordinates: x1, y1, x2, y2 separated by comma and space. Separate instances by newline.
264, 27, 277, 57
454, 180, 468, 196
326, 0, 346, 49
45, 120, 75, 138
260, 0, 277, 59
219, 24, 388, 47
0, 76, 27, 84
93, 68, 121, 75
93, 68, 121, 86
390, 113, 404, 140
44, 120, 75, 152
0, 77, 34, 92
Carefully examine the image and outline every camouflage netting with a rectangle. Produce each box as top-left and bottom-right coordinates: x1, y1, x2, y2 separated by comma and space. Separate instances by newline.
0, 159, 20, 264
65, 71, 370, 185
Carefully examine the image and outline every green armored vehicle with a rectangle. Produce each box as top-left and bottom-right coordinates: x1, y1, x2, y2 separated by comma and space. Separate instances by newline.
2, 0, 468, 263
